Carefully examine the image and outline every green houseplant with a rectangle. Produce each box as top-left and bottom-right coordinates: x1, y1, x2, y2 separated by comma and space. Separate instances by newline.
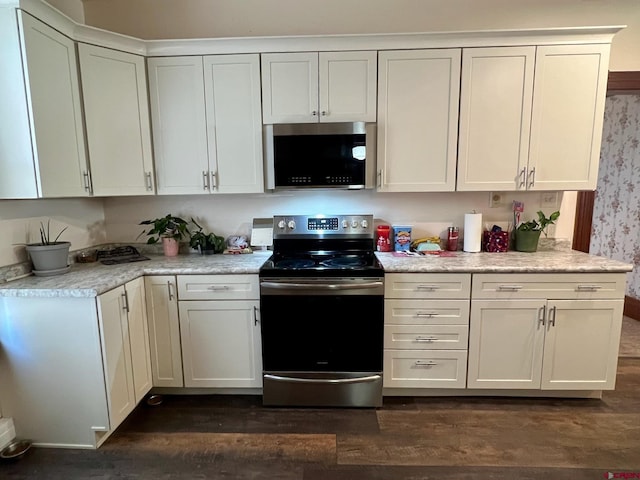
139, 214, 189, 257
515, 210, 560, 252
25, 221, 71, 274
189, 219, 225, 255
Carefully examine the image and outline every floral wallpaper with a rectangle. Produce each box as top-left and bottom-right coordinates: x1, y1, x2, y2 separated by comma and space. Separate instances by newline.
591, 95, 640, 298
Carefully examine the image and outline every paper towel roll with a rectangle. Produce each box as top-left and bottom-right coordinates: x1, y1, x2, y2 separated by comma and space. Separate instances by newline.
463, 213, 483, 252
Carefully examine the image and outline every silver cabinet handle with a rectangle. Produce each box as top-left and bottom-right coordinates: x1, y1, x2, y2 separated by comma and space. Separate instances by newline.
416, 312, 436, 318
122, 291, 130, 313
145, 172, 153, 191
202, 171, 209, 190
253, 306, 259, 326
417, 285, 439, 291
167, 281, 174, 301
211, 172, 217, 189
83, 171, 92, 193
577, 285, 602, 291
414, 360, 438, 367
207, 285, 230, 291
538, 305, 546, 326
528, 167, 536, 188
377, 170, 383, 188
415, 336, 438, 342
548, 305, 557, 327
498, 285, 523, 291
518, 167, 527, 188
264, 374, 380, 385
311, 110, 318, 116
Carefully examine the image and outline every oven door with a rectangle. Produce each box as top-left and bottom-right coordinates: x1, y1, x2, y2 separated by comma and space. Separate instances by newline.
259, 277, 384, 406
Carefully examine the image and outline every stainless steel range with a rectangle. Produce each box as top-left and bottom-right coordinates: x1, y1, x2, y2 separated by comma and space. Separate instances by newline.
259, 214, 384, 407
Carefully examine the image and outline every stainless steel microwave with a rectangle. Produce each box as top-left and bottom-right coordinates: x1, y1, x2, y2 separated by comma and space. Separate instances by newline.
264, 122, 376, 190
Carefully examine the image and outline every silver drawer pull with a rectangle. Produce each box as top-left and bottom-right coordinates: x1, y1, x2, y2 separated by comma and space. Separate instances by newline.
416, 284, 439, 291
498, 285, 523, 291
414, 360, 438, 367
207, 285, 230, 291
416, 312, 436, 318
576, 285, 602, 291
415, 336, 438, 342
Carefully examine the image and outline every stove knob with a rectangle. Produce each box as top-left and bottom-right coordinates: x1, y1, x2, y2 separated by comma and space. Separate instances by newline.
351, 220, 358, 228
277, 220, 286, 230
287, 220, 296, 230
342, 220, 349, 229
361, 219, 368, 229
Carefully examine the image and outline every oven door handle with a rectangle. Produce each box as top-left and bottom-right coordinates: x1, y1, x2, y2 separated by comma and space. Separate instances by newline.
264, 374, 381, 384
260, 281, 383, 290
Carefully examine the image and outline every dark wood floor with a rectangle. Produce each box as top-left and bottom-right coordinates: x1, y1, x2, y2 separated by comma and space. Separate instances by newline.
3, 319, 640, 479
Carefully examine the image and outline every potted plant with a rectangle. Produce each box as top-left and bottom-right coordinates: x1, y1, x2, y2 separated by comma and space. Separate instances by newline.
139, 214, 189, 257
25, 221, 71, 273
515, 210, 560, 252
189, 219, 225, 255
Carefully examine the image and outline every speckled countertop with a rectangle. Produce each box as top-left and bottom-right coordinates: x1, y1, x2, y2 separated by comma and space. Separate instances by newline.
0, 249, 632, 298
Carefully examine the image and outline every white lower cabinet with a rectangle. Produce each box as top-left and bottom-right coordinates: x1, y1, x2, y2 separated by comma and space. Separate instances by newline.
145, 275, 184, 387
383, 273, 471, 390
177, 275, 262, 389
468, 274, 625, 390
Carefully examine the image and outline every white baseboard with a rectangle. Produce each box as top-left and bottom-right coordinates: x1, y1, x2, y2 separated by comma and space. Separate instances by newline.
0, 418, 16, 450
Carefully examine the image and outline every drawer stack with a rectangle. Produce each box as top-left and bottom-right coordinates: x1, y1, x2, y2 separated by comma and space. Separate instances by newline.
383, 273, 471, 389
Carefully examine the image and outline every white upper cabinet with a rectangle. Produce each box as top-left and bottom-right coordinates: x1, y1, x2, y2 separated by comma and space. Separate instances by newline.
148, 54, 264, 194
78, 43, 155, 196
0, 10, 88, 199
528, 44, 609, 191
261, 51, 377, 124
377, 49, 461, 192
457, 47, 535, 191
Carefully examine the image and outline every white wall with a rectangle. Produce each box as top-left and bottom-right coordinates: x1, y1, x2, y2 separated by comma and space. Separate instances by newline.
0, 198, 106, 266
80, 0, 640, 71
104, 190, 571, 246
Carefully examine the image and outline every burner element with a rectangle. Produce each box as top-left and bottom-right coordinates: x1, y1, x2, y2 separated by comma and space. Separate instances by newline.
275, 259, 316, 269
319, 256, 367, 268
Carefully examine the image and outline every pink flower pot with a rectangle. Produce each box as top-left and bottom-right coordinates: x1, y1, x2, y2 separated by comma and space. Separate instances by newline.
162, 237, 179, 257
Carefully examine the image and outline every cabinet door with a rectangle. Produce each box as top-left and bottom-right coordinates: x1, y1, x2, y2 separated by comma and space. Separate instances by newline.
78, 43, 154, 196
125, 278, 152, 403
467, 299, 545, 389
148, 56, 209, 194
179, 300, 262, 388
145, 276, 183, 387
319, 51, 377, 123
19, 12, 89, 197
541, 299, 623, 390
377, 49, 460, 192
457, 47, 535, 191
97, 286, 135, 429
528, 44, 609, 191
204, 54, 264, 193
261, 52, 318, 123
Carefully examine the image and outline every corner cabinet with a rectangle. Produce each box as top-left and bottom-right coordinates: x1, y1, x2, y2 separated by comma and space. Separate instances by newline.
148, 54, 264, 195
78, 43, 155, 196
377, 49, 460, 192
177, 275, 262, 388
457, 44, 609, 191
261, 51, 377, 124
468, 273, 625, 390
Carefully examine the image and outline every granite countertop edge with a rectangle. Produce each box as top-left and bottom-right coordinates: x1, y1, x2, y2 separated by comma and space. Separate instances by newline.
0, 250, 632, 298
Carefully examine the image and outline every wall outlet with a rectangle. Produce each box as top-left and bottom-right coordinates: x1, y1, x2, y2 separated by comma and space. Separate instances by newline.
489, 192, 503, 208
540, 192, 559, 209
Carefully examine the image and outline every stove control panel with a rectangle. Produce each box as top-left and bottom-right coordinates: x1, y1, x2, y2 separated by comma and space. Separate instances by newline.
273, 214, 374, 238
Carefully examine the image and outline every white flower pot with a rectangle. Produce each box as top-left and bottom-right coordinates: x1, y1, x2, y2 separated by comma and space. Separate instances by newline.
25, 242, 71, 272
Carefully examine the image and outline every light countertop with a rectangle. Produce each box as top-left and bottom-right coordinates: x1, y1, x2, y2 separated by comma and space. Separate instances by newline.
0, 249, 632, 298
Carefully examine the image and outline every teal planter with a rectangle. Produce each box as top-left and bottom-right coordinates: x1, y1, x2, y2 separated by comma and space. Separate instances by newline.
515, 230, 541, 252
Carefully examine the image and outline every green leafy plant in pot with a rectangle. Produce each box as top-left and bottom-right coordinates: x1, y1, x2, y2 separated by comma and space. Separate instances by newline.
189, 219, 225, 255
25, 221, 71, 274
139, 214, 189, 257
515, 210, 560, 252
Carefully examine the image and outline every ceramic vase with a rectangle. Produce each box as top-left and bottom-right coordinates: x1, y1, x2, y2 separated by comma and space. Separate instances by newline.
515, 230, 541, 252
162, 237, 179, 257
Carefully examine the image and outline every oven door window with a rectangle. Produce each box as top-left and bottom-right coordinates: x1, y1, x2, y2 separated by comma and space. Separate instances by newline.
274, 134, 366, 187
260, 294, 383, 372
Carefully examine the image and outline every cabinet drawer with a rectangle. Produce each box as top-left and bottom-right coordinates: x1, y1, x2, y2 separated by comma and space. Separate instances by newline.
472, 273, 626, 300
383, 350, 467, 388
385, 273, 471, 299
177, 275, 259, 300
385, 299, 470, 325
384, 325, 468, 350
